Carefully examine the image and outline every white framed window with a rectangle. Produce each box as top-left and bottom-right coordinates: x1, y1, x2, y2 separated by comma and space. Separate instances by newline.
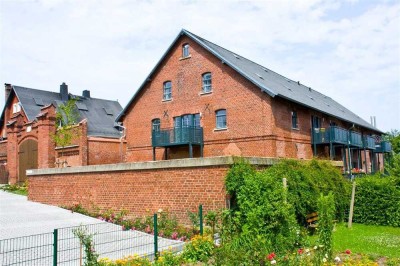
12, 102, 21, 113
202, 73, 212, 93
216, 109, 227, 129
182, 43, 190, 58
163, 81, 172, 100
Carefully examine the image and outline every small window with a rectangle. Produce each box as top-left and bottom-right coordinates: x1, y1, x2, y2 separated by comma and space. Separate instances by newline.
202, 73, 212, 93
12, 102, 21, 114
163, 81, 172, 100
216, 109, 227, 129
152, 119, 160, 131
291, 111, 298, 129
182, 44, 190, 58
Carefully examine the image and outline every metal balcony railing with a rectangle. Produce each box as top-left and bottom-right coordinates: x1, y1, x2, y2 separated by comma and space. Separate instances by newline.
152, 127, 203, 147
363, 136, 376, 150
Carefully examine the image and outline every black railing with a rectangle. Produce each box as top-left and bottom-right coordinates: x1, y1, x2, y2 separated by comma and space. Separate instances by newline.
152, 127, 203, 147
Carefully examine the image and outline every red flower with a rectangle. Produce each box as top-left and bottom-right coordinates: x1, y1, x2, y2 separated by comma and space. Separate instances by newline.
267, 252, 276, 261
345, 249, 351, 254
298, 248, 303, 254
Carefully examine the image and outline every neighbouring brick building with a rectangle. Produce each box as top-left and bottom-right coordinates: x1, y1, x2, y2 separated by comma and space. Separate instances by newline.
0, 83, 124, 184
117, 29, 391, 173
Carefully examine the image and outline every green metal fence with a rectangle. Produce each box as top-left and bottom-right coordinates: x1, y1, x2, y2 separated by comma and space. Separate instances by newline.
0, 205, 205, 265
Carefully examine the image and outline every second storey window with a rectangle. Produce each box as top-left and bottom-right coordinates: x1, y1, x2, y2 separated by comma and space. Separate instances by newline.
216, 109, 227, 129
202, 73, 212, 93
291, 111, 298, 129
182, 44, 190, 58
152, 118, 160, 131
163, 81, 172, 100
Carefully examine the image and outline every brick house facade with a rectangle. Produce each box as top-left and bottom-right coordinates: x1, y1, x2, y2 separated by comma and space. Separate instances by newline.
117, 29, 389, 173
0, 83, 124, 184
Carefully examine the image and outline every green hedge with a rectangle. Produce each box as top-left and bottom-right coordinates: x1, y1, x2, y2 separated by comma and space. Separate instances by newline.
261, 159, 351, 225
353, 175, 400, 227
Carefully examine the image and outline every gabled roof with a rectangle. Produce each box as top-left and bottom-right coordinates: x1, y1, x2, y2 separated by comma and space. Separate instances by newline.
1, 85, 123, 138
117, 29, 381, 133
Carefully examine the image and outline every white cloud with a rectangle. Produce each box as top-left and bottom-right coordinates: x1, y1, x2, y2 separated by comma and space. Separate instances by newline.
0, 0, 399, 131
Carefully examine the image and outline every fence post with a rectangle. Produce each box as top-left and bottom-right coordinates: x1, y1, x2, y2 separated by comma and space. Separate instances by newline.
199, 204, 203, 235
53, 229, 58, 266
153, 214, 158, 260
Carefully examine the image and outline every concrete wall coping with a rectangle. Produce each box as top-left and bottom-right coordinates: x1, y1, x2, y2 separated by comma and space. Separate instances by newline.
27, 156, 280, 176
27, 156, 343, 176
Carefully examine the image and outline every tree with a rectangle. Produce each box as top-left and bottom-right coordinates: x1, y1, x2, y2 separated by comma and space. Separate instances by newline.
52, 98, 80, 166
384, 129, 400, 177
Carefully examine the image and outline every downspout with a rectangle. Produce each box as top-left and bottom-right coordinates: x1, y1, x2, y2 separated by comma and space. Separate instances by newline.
116, 125, 126, 162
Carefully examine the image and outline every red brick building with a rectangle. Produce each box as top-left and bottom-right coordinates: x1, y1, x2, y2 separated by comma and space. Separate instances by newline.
0, 83, 124, 184
117, 29, 390, 173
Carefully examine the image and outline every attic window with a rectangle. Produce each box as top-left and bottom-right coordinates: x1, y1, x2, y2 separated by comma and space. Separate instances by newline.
33, 97, 44, 106
76, 102, 88, 111
12, 102, 21, 113
255, 73, 264, 80
233, 54, 240, 59
103, 108, 113, 116
263, 68, 268, 72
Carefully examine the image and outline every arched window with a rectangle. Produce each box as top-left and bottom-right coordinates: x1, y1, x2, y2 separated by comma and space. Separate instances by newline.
202, 73, 212, 93
216, 109, 227, 129
152, 118, 160, 131
163, 81, 172, 100
182, 43, 190, 58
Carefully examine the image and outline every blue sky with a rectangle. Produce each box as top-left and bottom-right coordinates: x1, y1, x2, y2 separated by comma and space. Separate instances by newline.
1, 0, 399, 132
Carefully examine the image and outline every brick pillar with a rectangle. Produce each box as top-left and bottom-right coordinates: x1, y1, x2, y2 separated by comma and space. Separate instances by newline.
79, 120, 88, 166
6, 123, 18, 184
37, 105, 56, 169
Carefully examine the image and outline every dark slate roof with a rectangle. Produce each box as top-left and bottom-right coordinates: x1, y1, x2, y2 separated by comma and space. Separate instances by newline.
117, 29, 381, 133
1, 85, 123, 138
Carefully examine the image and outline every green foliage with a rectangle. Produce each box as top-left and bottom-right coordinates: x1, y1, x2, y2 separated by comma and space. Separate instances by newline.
386, 153, 400, 177
53, 98, 80, 149
181, 235, 214, 263
264, 159, 350, 224
353, 175, 400, 227
187, 210, 199, 234
204, 210, 218, 236
1, 181, 28, 196
384, 129, 400, 154
317, 193, 335, 260
219, 159, 299, 264
73, 226, 99, 266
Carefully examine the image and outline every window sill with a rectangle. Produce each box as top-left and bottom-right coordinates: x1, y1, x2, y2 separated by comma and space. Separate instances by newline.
214, 127, 228, 132
292, 127, 300, 131
162, 98, 173, 102
199, 91, 213, 96
179, 55, 192, 61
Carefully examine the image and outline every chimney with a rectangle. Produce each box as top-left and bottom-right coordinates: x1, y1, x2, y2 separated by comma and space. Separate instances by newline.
5, 83, 12, 103
82, 90, 90, 98
60, 82, 69, 101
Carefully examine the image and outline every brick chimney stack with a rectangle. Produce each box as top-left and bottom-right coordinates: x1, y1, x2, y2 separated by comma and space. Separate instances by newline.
60, 82, 69, 101
5, 83, 12, 103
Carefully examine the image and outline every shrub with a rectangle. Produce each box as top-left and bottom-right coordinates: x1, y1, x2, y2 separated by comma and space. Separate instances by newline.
353, 175, 400, 227
181, 235, 214, 263
316, 192, 335, 261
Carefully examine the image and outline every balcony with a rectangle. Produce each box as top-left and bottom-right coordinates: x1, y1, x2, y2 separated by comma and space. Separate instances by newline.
349, 131, 363, 147
152, 127, 204, 147
363, 136, 376, 150
375, 141, 392, 153
312, 126, 348, 145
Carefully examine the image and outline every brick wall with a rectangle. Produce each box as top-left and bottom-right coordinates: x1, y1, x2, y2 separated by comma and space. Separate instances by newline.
88, 137, 125, 165
28, 157, 262, 224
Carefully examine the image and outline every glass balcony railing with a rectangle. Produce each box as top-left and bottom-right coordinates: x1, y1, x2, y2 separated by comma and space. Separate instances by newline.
349, 131, 363, 147
312, 126, 348, 145
363, 136, 376, 150
152, 127, 203, 147
375, 141, 392, 153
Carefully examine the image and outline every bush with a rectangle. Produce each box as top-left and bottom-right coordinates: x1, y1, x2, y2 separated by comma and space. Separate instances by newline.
353, 175, 400, 227
316, 193, 335, 261
181, 235, 214, 263
264, 159, 350, 224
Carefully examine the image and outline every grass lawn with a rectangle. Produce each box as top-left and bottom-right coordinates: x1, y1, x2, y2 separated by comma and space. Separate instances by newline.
0, 185, 28, 196
333, 223, 400, 258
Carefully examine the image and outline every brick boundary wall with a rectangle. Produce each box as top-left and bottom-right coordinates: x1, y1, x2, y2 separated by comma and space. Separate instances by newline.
27, 156, 342, 224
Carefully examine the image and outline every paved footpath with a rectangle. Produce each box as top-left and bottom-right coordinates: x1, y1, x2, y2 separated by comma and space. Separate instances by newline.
0, 191, 101, 240
0, 191, 184, 265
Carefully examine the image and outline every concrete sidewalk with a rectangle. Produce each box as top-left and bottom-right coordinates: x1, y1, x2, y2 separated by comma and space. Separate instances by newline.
0, 191, 102, 240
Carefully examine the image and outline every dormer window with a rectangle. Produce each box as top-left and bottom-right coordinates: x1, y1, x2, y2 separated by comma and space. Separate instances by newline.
182, 43, 190, 58
12, 102, 21, 113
